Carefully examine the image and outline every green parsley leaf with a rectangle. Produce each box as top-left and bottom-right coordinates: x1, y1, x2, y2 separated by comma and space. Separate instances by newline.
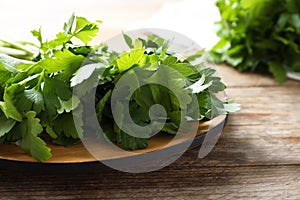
116, 48, 145, 72
64, 13, 76, 35
0, 100, 22, 122
37, 50, 84, 73
119, 131, 148, 150
73, 16, 99, 44
51, 113, 83, 139
20, 111, 52, 162
0, 111, 16, 137
123, 32, 133, 48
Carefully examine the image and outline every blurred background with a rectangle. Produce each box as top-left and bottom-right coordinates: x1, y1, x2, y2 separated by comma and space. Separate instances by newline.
0, 0, 219, 49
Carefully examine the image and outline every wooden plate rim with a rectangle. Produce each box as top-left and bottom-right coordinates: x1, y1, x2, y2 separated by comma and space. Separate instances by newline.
0, 115, 227, 164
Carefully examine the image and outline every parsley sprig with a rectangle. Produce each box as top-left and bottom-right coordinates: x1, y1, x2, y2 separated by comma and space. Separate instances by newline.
211, 0, 300, 83
0, 15, 239, 161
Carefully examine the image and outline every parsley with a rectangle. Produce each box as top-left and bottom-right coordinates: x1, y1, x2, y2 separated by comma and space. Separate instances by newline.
211, 0, 300, 83
0, 15, 239, 161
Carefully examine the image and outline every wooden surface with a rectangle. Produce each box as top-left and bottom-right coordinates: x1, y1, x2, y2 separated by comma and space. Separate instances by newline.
1, 65, 299, 200
1, 1, 300, 200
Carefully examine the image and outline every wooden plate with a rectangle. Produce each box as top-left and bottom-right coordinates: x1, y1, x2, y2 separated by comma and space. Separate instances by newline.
0, 115, 227, 164
0, 29, 228, 165
287, 70, 300, 81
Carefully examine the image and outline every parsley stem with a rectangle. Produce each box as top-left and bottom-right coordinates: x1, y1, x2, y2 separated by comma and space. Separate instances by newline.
36, 70, 45, 91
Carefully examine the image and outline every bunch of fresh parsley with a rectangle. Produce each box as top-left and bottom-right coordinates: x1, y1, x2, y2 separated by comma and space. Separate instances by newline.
211, 0, 300, 83
0, 15, 239, 161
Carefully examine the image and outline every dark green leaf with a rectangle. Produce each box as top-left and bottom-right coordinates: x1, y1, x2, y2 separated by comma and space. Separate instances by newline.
268, 61, 287, 83
122, 32, 133, 48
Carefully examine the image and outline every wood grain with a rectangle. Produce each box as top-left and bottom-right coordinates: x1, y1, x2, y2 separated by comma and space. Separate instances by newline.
217, 64, 299, 88
1, 164, 300, 200
1, 65, 299, 200
0, 1, 300, 199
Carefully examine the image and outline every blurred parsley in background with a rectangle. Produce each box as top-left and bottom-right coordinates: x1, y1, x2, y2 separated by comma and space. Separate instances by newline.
211, 0, 300, 83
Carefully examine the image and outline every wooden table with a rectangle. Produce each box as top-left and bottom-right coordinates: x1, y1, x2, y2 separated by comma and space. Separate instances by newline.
1, 1, 300, 199
1, 65, 299, 200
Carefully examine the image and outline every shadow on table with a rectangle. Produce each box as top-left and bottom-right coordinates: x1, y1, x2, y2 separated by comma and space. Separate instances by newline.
0, 115, 283, 197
